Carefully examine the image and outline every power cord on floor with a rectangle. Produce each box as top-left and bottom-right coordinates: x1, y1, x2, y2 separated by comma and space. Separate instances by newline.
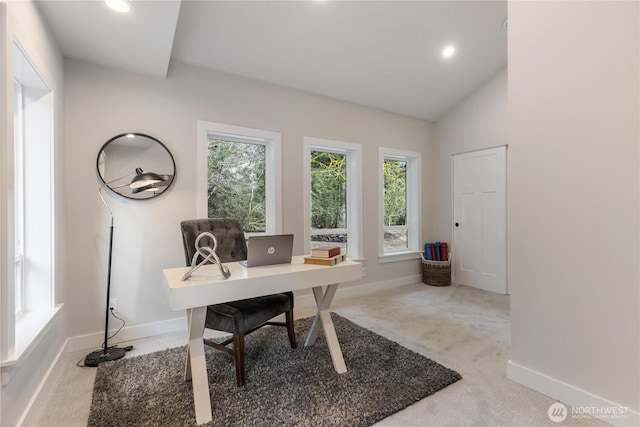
76, 308, 127, 368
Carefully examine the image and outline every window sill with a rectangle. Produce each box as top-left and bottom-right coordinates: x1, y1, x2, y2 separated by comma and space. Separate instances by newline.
378, 251, 421, 263
1, 304, 63, 369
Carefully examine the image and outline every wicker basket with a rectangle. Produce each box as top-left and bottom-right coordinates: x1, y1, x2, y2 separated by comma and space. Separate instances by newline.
421, 253, 451, 287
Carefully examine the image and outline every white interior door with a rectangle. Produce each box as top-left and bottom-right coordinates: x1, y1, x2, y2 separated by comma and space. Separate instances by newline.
452, 146, 507, 294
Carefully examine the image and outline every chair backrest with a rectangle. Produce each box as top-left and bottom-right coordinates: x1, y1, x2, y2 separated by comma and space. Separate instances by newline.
180, 218, 248, 266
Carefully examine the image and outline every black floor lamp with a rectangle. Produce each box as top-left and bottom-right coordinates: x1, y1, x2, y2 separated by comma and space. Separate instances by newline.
84, 168, 166, 367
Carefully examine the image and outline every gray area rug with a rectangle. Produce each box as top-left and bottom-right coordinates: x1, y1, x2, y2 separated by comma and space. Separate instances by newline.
88, 313, 461, 427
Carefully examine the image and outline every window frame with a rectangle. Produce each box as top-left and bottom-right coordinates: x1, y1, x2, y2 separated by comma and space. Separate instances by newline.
378, 147, 422, 262
197, 120, 282, 235
303, 137, 363, 260
2, 40, 59, 369
13, 79, 24, 315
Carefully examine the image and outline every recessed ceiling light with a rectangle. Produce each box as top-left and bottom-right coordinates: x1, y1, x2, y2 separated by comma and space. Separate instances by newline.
442, 45, 456, 59
105, 0, 132, 13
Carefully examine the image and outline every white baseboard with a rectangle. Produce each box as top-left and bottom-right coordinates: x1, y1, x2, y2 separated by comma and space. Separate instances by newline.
338, 274, 422, 298
18, 340, 67, 427
507, 360, 639, 427
66, 316, 188, 353
295, 274, 421, 309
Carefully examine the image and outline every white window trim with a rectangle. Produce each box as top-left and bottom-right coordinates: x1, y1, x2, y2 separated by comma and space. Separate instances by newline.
13, 79, 24, 314
378, 147, 422, 262
303, 137, 363, 260
197, 120, 282, 234
3, 305, 61, 368
1, 39, 57, 369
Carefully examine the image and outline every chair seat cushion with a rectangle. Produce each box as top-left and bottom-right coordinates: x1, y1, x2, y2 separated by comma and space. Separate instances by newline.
205, 291, 293, 333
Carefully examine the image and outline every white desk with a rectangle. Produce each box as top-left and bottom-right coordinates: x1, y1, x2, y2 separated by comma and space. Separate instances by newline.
163, 256, 363, 425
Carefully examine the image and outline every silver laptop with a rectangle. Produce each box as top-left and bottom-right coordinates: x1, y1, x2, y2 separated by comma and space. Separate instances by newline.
239, 234, 294, 267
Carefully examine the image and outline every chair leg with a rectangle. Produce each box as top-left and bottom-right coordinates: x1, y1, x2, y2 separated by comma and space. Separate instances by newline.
233, 334, 246, 387
286, 309, 297, 349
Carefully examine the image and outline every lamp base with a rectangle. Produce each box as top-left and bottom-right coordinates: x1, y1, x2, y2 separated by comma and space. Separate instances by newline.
84, 346, 127, 367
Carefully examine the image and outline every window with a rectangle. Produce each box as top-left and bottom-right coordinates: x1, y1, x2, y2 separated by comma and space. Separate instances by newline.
197, 121, 282, 234
2, 42, 58, 365
383, 158, 408, 251
303, 137, 362, 259
311, 150, 347, 251
379, 148, 422, 260
13, 44, 55, 315
207, 138, 266, 232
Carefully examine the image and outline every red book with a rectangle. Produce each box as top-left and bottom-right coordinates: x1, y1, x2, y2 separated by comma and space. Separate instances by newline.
311, 246, 341, 258
441, 242, 448, 261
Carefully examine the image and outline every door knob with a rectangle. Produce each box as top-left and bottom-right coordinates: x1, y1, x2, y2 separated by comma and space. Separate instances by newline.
455, 222, 460, 227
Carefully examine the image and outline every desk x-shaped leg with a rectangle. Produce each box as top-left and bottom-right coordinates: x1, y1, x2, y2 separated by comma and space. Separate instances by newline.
184, 307, 213, 425
304, 284, 347, 373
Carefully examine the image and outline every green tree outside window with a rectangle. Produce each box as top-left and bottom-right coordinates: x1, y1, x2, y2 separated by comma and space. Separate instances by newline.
384, 159, 407, 226
310, 151, 346, 230
207, 139, 266, 232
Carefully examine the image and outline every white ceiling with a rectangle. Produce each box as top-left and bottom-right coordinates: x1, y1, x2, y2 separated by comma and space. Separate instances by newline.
36, 0, 507, 121
37, 0, 181, 78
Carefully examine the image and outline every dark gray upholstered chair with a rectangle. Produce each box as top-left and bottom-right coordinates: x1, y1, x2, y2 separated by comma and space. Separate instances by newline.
180, 218, 296, 387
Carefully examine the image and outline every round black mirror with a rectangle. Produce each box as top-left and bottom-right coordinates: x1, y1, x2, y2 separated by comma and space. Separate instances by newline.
97, 133, 175, 200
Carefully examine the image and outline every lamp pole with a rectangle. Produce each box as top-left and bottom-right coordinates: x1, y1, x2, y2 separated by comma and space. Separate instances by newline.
84, 187, 126, 366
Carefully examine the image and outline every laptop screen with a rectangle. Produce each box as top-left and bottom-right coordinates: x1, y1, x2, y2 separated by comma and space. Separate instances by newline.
240, 234, 294, 267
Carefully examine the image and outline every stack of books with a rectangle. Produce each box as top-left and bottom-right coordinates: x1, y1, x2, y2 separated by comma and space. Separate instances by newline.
304, 246, 346, 266
424, 242, 449, 261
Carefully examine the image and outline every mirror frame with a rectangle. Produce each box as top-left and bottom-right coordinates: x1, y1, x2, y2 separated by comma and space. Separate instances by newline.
96, 133, 176, 200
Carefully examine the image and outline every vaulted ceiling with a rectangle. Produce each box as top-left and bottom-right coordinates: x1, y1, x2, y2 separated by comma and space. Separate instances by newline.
37, 1, 507, 121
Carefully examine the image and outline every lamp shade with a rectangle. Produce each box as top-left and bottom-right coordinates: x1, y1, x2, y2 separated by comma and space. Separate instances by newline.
130, 167, 164, 189
131, 183, 160, 194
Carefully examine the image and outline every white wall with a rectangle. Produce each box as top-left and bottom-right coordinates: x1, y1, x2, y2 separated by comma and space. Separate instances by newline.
507, 1, 639, 423
64, 60, 433, 341
432, 68, 507, 244
0, 1, 66, 426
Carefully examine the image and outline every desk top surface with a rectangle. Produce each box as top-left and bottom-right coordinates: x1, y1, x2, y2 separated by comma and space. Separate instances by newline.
163, 256, 363, 310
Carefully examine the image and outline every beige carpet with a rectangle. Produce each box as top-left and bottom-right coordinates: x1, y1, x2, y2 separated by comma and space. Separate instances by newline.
32, 283, 608, 427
